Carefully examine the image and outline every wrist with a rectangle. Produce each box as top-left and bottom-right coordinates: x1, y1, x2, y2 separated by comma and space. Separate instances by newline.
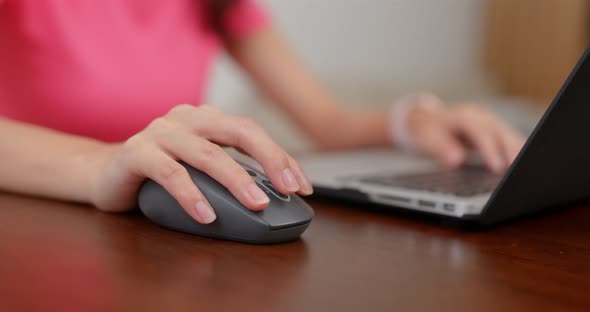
388, 93, 442, 152
85, 142, 120, 207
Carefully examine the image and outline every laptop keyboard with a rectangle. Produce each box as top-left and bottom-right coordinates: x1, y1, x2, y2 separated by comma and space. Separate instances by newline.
352, 165, 501, 197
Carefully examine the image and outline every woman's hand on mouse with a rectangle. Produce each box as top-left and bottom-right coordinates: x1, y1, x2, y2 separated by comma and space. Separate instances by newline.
90, 104, 313, 224
390, 93, 526, 173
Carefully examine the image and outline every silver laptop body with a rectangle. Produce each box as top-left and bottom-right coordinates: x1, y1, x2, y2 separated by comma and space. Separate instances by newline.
298, 149, 494, 218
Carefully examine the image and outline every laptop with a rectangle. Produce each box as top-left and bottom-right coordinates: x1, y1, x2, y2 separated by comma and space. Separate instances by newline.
297, 46, 590, 224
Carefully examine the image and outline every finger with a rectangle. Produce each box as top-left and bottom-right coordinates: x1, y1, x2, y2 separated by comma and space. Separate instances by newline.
170, 108, 302, 195
221, 119, 300, 195
286, 154, 313, 195
152, 126, 271, 211
132, 144, 217, 224
416, 125, 466, 168
232, 146, 312, 196
495, 124, 526, 165
456, 121, 505, 174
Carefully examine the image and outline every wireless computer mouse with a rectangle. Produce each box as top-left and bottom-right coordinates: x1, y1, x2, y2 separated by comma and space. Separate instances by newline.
138, 162, 314, 244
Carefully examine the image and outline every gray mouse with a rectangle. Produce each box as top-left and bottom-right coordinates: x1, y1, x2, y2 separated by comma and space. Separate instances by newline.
138, 162, 314, 244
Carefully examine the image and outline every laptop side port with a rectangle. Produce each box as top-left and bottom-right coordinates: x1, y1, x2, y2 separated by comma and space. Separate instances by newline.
442, 203, 456, 212
417, 200, 436, 209
376, 194, 411, 204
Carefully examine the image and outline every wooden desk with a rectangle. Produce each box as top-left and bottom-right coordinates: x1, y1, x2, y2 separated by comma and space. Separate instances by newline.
0, 193, 588, 312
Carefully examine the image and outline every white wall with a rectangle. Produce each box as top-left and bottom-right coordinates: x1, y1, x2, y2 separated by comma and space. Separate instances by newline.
207, 0, 493, 150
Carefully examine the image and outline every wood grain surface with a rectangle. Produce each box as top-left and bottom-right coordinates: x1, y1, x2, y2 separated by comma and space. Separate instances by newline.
0, 193, 588, 312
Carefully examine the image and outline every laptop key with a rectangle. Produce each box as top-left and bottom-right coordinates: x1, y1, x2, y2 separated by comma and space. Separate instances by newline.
353, 165, 500, 197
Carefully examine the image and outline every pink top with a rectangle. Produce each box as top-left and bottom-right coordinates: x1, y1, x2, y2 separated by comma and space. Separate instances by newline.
0, 0, 269, 142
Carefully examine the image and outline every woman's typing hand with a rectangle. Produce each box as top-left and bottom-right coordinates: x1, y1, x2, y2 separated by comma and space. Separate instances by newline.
390, 94, 526, 174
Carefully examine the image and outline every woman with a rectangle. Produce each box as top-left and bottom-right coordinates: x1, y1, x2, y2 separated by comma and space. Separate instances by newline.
0, 0, 524, 224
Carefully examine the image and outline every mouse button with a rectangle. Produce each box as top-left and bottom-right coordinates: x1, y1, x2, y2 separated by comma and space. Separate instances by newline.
259, 180, 290, 201
181, 165, 270, 226
204, 186, 269, 221
256, 198, 313, 230
239, 163, 263, 176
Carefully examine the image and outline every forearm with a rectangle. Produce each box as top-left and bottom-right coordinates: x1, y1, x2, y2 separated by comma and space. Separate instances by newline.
324, 108, 389, 150
0, 117, 111, 203
228, 28, 390, 150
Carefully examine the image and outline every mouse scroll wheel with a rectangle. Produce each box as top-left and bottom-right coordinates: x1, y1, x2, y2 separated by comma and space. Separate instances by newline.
246, 169, 258, 177
261, 180, 289, 200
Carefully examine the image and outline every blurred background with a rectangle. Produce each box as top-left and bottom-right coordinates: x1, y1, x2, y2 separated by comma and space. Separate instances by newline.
208, 0, 590, 151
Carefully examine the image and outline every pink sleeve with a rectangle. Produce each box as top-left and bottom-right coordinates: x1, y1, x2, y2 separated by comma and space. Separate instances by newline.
222, 0, 270, 39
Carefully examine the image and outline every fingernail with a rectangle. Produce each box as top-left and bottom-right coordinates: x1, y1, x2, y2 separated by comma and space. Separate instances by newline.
295, 171, 313, 195
247, 184, 270, 205
195, 201, 216, 224
282, 168, 300, 192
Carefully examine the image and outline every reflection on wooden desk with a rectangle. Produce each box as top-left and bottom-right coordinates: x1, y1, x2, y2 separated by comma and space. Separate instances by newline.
0, 192, 588, 311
